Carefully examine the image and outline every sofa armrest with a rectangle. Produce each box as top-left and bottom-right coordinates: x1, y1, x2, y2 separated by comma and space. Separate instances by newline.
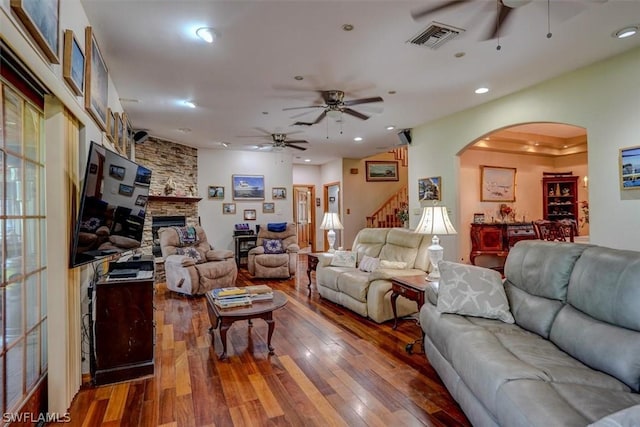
248, 246, 265, 255
165, 254, 196, 267
317, 253, 334, 267
286, 243, 300, 253
206, 249, 234, 261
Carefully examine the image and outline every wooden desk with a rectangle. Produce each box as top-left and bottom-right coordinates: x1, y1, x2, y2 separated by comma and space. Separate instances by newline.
469, 223, 536, 269
390, 275, 429, 330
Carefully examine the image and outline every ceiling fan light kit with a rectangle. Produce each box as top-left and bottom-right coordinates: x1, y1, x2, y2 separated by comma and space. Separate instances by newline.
283, 90, 383, 127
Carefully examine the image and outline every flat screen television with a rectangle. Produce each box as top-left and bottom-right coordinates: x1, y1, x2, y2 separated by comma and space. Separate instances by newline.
70, 141, 152, 267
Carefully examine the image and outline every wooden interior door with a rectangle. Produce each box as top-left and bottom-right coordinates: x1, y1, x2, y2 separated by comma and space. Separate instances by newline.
293, 185, 314, 251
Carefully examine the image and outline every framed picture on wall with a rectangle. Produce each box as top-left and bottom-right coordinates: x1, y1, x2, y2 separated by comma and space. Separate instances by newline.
243, 209, 257, 220
84, 26, 108, 131
620, 145, 640, 190
232, 175, 265, 200
208, 186, 224, 199
118, 184, 134, 197
263, 202, 275, 214
108, 165, 125, 180
272, 187, 286, 200
418, 176, 441, 201
481, 165, 516, 202
365, 161, 399, 182
62, 29, 84, 95
222, 203, 236, 214
11, 0, 60, 63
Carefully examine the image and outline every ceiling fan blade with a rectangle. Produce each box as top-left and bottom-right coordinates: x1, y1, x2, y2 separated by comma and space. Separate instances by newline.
312, 110, 327, 125
411, 0, 471, 20
343, 96, 384, 106
292, 121, 313, 126
285, 140, 308, 144
283, 105, 324, 111
286, 144, 307, 151
342, 108, 369, 121
485, 2, 516, 40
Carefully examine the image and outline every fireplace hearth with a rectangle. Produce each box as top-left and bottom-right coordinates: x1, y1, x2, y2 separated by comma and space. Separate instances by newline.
151, 215, 186, 256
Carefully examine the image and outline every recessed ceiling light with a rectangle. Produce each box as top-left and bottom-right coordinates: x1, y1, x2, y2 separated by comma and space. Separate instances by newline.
221, 142, 229, 148
119, 97, 139, 103
184, 100, 196, 108
262, 111, 269, 115
535, 142, 540, 146
613, 26, 638, 39
563, 145, 568, 148
178, 127, 192, 133
294, 75, 304, 81
454, 52, 465, 58
475, 87, 489, 94
304, 159, 311, 162
342, 24, 354, 31
354, 137, 363, 142
196, 27, 217, 43
388, 90, 396, 95
386, 126, 395, 131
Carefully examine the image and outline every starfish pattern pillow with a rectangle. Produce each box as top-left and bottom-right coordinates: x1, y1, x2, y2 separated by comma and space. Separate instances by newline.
436, 261, 514, 323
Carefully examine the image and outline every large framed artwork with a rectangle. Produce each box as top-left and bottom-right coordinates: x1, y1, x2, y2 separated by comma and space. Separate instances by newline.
84, 26, 108, 131
365, 161, 399, 182
62, 29, 84, 96
620, 145, 640, 190
232, 175, 265, 200
11, 0, 60, 63
481, 165, 516, 202
418, 176, 441, 201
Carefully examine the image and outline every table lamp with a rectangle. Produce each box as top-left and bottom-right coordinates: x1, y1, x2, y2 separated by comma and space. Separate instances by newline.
320, 212, 344, 253
415, 205, 457, 281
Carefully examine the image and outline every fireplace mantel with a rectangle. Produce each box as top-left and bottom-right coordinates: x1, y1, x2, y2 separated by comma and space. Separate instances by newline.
148, 195, 202, 203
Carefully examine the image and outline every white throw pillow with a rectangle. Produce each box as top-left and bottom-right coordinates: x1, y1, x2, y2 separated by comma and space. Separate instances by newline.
436, 261, 515, 323
330, 251, 357, 268
379, 260, 407, 270
358, 255, 380, 272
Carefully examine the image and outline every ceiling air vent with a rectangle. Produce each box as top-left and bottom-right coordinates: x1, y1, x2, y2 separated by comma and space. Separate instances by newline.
408, 22, 465, 50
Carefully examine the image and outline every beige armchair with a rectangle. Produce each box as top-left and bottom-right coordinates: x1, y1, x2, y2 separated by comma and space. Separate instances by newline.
247, 223, 299, 279
158, 226, 237, 295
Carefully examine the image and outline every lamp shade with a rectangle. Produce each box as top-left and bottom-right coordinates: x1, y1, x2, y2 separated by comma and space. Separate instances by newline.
320, 212, 344, 230
415, 206, 457, 236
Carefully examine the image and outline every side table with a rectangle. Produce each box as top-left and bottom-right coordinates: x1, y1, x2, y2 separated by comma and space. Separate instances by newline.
390, 274, 430, 354
306, 253, 320, 295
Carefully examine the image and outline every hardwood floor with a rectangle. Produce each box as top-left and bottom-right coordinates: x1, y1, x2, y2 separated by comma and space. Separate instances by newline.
62, 256, 470, 426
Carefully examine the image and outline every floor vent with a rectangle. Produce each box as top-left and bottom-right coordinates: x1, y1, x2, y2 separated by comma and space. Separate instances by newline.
407, 22, 465, 50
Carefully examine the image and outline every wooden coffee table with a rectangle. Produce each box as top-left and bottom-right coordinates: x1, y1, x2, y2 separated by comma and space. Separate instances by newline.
205, 290, 288, 360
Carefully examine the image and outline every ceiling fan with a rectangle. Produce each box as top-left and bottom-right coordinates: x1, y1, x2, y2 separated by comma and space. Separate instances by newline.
283, 90, 383, 126
411, 0, 533, 40
254, 133, 309, 151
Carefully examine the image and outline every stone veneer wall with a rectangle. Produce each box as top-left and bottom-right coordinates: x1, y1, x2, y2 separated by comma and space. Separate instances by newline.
135, 137, 199, 253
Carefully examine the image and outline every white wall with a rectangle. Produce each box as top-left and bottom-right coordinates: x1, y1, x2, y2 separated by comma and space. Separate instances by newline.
292, 164, 323, 251
198, 149, 294, 251
342, 152, 408, 247
410, 47, 640, 261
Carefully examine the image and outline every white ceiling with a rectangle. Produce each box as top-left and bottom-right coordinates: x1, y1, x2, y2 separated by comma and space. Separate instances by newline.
80, 0, 640, 165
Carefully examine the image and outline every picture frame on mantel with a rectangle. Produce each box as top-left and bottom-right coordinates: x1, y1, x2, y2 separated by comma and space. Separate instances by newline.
62, 29, 84, 96
11, 0, 60, 63
481, 165, 516, 202
84, 26, 108, 131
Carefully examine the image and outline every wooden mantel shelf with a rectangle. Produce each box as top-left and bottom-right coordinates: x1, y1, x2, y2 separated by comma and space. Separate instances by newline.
148, 195, 202, 203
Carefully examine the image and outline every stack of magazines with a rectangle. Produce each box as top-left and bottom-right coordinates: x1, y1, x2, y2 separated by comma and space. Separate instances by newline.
244, 284, 274, 302
211, 287, 252, 309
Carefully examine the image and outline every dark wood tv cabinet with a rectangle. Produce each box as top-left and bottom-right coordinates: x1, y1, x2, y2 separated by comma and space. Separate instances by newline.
91, 257, 155, 385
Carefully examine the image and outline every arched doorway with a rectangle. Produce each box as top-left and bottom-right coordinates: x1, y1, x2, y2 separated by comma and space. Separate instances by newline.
458, 122, 589, 269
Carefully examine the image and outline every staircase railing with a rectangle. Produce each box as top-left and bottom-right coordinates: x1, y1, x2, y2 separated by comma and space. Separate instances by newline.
389, 146, 408, 166
366, 186, 408, 228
